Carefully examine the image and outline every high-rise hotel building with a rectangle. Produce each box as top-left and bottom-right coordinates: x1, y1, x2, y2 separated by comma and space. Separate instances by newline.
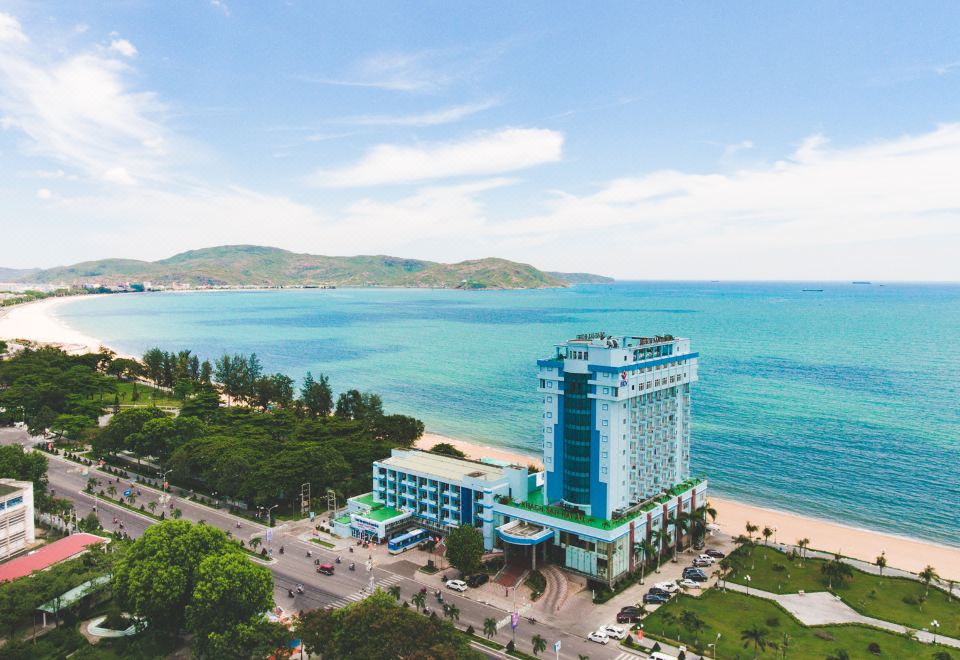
538, 333, 697, 519
349, 332, 707, 588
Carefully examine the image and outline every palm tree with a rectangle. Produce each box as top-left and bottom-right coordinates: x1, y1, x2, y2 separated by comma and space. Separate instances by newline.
640, 539, 657, 580
445, 603, 460, 623
650, 529, 664, 573
172, 508, 182, 519
821, 554, 854, 590
665, 514, 677, 557
796, 538, 810, 563
412, 591, 426, 612
947, 579, 956, 603
388, 585, 401, 601
675, 510, 691, 553
249, 537, 261, 550
826, 650, 851, 660
745, 521, 759, 540
578, 655, 590, 660
717, 556, 733, 589
919, 565, 939, 596
874, 552, 887, 576
680, 609, 707, 647
740, 625, 769, 656
531, 633, 547, 656
659, 610, 678, 637
761, 526, 774, 545
107, 485, 117, 499
483, 617, 497, 639
147, 501, 157, 514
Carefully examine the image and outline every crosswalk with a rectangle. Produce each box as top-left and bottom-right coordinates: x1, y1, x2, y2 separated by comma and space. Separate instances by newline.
325, 574, 403, 609
612, 652, 640, 660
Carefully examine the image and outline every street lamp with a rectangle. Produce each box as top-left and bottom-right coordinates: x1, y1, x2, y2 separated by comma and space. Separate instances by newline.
744, 575, 751, 595
931, 619, 940, 643
159, 469, 173, 491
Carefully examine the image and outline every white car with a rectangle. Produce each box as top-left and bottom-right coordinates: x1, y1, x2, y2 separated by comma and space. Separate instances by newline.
696, 554, 716, 564
587, 631, 610, 644
445, 579, 468, 592
654, 581, 680, 593
599, 625, 626, 640
678, 578, 702, 589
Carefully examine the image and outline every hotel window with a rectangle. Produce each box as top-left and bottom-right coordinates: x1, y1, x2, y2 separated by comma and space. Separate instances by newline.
602, 387, 609, 395
602, 452, 608, 459
602, 420, 608, 427
601, 403, 608, 411
546, 412, 552, 418
547, 395, 553, 402
546, 442, 553, 449
601, 435, 608, 442
547, 382, 553, 389
601, 467, 608, 475
540, 379, 545, 388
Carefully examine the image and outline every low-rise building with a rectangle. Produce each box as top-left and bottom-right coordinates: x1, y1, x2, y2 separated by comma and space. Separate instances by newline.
0, 479, 35, 561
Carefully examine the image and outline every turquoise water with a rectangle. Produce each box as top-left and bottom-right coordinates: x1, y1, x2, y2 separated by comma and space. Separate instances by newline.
57, 283, 960, 546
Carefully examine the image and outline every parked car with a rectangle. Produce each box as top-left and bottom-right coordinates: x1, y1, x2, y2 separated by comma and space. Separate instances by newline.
692, 558, 713, 568
466, 574, 489, 588
697, 554, 717, 564
705, 549, 726, 558
599, 625, 626, 640
643, 593, 670, 604
648, 587, 672, 598
678, 578, 702, 589
654, 581, 680, 593
684, 572, 709, 582
683, 567, 707, 576
587, 631, 610, 645
617, 606, 643, 623
445, 579, 468, 592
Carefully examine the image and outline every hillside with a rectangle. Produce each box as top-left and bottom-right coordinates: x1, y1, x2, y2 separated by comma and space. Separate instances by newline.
16, 246, 611, 290
0, 267, 40, 282
547, 271, 615, 284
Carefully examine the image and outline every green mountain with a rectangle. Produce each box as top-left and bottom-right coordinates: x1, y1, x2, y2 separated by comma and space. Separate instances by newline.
18, 245, 611, 290
547, 271, 615, 284
0, 267, 40, 282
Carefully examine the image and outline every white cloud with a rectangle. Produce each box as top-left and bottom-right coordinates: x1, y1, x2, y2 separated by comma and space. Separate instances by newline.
0, 17, 173, 185
35, 187, 52, 199
312, 128, 563, 187
337, 99, 498, 127
109, 38, 137, 58
210, 0, 230, 16
102, 166, 137, 185
0, 13, 27, 44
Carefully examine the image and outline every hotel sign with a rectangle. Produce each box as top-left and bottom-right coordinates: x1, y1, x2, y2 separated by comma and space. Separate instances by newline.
576, 331, 606, 340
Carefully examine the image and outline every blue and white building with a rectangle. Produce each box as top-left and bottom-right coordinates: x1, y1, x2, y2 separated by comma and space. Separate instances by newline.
349, 333, 707, 588
0, 478, 35, 561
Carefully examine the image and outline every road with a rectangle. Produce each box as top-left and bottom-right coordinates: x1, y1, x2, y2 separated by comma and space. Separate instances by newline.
1, 428, 640, 660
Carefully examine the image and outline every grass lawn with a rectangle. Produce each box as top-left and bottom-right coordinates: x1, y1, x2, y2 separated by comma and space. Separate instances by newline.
113, 381, 181, 408
725, 545, 960, 637
643, 589, 954, 659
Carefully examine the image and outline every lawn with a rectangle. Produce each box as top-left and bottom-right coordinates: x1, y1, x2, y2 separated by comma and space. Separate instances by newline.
113, 381, 181, 408
725, 545, 960, 638
643, 589, 954, 659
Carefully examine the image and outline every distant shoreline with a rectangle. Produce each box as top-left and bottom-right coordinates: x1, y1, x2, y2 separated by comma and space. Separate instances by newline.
3, 293, 959, 579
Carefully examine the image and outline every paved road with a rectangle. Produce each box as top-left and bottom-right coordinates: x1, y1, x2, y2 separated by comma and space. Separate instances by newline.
1, 429, 638, 660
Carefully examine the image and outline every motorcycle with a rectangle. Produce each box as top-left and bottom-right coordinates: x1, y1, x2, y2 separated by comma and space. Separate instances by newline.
296, 585, 304, 594
335, 556, 342, 564
288, 589, 294, 598
307, 550, 313, 558
349, 546, 354, 553
279, 546, 284, 554
349, 563, 355, 571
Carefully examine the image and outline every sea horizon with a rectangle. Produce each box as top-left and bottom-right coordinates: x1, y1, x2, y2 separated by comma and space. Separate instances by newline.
53, 281, 960, 548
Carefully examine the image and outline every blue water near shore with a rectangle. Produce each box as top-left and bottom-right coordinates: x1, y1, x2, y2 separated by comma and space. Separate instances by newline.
57, 282, 960, 546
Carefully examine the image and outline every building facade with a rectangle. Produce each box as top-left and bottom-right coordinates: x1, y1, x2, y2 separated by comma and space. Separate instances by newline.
348, 332, 707, 588
0, 479, 35, 561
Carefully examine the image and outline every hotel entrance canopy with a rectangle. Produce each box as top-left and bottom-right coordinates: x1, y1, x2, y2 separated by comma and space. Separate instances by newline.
496, 519, 554, 546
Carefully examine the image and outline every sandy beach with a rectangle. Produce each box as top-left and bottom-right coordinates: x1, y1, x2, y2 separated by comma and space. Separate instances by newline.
0, 296, 108, 355
4, 295, 958, 580
416, 434, 960, 580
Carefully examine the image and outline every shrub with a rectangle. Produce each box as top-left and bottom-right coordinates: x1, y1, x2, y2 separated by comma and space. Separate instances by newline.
506, 641, 515, 653
766, 616, 780, 628
814, 630, 835, 641
867, 642, 881, 655
902, 595, 919, 606
466, 625, 475, 635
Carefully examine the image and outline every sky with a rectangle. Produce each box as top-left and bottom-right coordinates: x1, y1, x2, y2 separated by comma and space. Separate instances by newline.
1, 2, 959, 280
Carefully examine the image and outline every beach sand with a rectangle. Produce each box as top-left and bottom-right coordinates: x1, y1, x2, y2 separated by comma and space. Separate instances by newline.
5, 295, 958, 580
416, 434, 960, 580
0, 295, 108, 355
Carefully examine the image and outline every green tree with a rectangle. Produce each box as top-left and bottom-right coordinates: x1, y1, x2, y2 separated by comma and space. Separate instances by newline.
820, 554, 854, 590
875, 552, 887, 576
200, 618, 290, 660
444, 603, 460, 623
796, 537, 810, 563
446, 525, 484, 576
745, 521, 759, 540
412, 591, 427, 612
532, 633, 547, 656
919, 565, 939, 596
762, 526, 774, 545
0, 445, 50, 510
483, 617, 497, 639
187, 552, 275, 657
94, 407, 168, 457
112, 520, 240, 635
388, 585, 401, 601
740, 625, 769, 656
680, 609, 707, 647
429, 442, 466, 459
300, 371, 333, 418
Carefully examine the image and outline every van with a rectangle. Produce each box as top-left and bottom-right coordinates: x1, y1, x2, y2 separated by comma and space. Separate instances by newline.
650, 652, 677, 660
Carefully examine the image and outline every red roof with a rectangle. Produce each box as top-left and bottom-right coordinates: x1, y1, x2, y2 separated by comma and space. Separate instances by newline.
0, 533, 107, 582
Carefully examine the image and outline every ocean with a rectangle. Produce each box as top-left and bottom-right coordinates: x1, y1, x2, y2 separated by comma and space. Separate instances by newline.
57, 282, 960, 546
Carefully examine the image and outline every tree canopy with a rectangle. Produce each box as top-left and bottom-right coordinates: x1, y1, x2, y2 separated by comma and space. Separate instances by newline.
445, 525, 484, 576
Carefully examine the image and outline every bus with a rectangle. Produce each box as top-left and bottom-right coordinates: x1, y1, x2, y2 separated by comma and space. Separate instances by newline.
388, 528, 430, 554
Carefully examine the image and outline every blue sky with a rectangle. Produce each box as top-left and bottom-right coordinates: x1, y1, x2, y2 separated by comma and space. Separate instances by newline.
1, 1, 959, 279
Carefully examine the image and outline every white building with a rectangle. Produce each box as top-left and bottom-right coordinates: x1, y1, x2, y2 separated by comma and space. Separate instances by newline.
0, 479, 35, 561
